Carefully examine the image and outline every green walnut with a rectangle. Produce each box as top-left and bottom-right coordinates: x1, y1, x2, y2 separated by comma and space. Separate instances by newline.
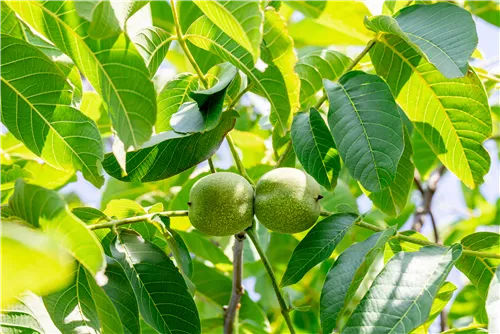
188, 172, 254, 236
255, 168, 322, 234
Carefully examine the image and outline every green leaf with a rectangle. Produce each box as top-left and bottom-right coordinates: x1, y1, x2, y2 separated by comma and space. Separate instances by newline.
191, 261, 271, 333
185, 7, 299, 136
164, 227, 194, 279
325, 71, 404, 192
1, 35, 104, 187
72, 207, 109, 224
285, 1, 326, 18
320, 227, 396, 333
75, 1, 149, 39
104, 199, 157, 241
111, 229, 201, 334
486, 266, 500, 333
288, 1, 372, 46
1, 221, 75, 307
412, 130, 439, 179
0, 295, 43, 333
1, 2, 24, 39
320, 180, 359, 214
156, 73, 199, 132
102, 112, 236, 182
0, 132, 38, 164
411, 282, 458, 333
343, 244, 463, 333
370, 35, 492, 188
291, 108, 341, 190
280, 213, 358, 287
455, 232, 500, 299
449, 284, 487, 328
177, 230, 231, 265
365, 3, 477, 78
9, 180, 105, 276
134, 27, 173, 77
10, 1, 157, 149
44, 263, 124, 334
466, 1, 500, 27
171, 62, 237, 133
102, 256, 140, 334
80, 91, 112, 136
192, 1, 263, 62
295, 49, 350, 108
364, 126, 414, 216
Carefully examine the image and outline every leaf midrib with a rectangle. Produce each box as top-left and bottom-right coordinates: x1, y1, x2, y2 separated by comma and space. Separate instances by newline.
34, 1, 139, 147
1, 76, 98, 182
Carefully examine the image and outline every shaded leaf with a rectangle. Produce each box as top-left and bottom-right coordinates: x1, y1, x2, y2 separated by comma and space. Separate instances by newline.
171, 62, 237, 133
365, 2, 477, 78
164, 227, 194, 279
104, 199, 157, 241
281, 213, 358, 287
295, 49, 350, 108
285, 1, 326, 18
44, 263, 124, 334
365, 126, 414, 216
111, 229, 201, 334
0, 295, 43, 333
72, 207, 109, 224
325, 71, 404, 192
291, 108, 340, 190
370, 34, 492, 188
1, 221, 74, 307
466, 1, 500, 27
320, 227, 396, 333
343, 244, 463, 333
1, 35, 104, 187
177, 230, 231, 265
9, 180, 105, 276
455, 232, 500, 299
10, 1, 157, 148
103, 112, 236, 182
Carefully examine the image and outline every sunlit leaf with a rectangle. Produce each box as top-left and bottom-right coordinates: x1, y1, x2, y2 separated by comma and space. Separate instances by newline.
285, 1, 326, 18
1, 35, 104, 187
321, 227, 396, 333
192, 1, 263, 62
103, 112, 236, 182
1, 221, 74, 307
365, 2, 477, 78
325, 71, 404, 192
10, 1, 157, 149
465, 1, 500, 27
343, 244, 463, 333
9, 180, 105, 276
486, 265, 500, 333
370, 34, 492, 188
455, 232, 500, 299
44, 263, 124, 334
111, 229, 201, 334
104, 199, 157, 240
281, 213, 358, 287
134, 27, 173, 77
1, 2, 24, 39
291, 108, 340, 190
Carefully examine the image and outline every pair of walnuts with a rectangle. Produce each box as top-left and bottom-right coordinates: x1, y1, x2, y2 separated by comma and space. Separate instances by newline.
188, 168, 323, 235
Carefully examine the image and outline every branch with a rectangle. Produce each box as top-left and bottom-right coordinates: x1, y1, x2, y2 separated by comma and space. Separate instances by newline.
314, 39, 377, 110
246, 226, 296, 334
87, 210, 189, 230
224, 232, 246, 334
319, 211, 500, 259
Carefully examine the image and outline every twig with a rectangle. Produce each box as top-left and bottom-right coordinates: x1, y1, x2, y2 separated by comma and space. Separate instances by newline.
275, 141, 294, 168
314, 39, 377, 110
319, 211, 500, 259
227, 83, 254, 110
224, 232, 246, 334
87, 210, 188, 230
226, 134, 255, 186
208, 157, 216, 173
246, 226, 296, 334
170, 0, 208, 88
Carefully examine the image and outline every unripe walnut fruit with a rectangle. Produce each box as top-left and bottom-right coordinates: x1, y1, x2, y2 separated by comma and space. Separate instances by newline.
255, 168, 322, 234
188, 172, 254, 236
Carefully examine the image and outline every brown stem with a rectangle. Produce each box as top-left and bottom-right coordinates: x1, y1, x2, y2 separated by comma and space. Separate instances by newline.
224, 232, 246, 334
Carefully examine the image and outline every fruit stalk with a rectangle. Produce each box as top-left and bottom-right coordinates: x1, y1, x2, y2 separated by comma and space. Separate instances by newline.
226, 134, 255, 186
246, 225, 296, 334
224, 232, 246, 334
